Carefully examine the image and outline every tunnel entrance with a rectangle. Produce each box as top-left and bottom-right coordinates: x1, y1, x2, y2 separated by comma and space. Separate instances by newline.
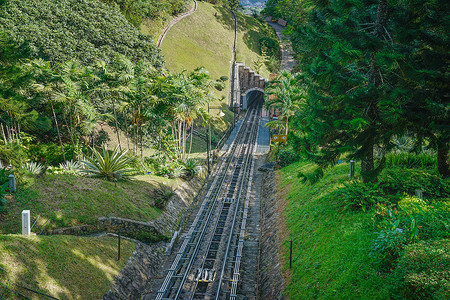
241, 87, 265, 109
242, 89, 265, 109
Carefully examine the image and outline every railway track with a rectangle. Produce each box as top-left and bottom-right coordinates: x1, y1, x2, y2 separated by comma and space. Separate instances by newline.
155, 102, 262, 300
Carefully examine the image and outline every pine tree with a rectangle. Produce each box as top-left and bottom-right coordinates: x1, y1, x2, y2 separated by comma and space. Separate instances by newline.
393, 0, 450, 177
291, 0, 409, 182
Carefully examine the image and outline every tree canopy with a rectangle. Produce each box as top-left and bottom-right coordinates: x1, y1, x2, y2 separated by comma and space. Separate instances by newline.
0, 0, 163, 66
264, 0, 449, 179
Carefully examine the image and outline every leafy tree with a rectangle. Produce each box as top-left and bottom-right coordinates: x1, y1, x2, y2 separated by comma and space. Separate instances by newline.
264, 70, 303, 135
101, 0, 188, 27
27, 59, 71, 160
0, 0, 163, 66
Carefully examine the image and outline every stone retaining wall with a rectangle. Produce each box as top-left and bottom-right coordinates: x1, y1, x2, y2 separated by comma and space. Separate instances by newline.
103, 241, 167, 300
101, 177, 204, 297
259, 170, 285, 299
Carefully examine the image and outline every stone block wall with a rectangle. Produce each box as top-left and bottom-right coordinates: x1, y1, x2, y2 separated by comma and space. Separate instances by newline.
259, 170, 285, 299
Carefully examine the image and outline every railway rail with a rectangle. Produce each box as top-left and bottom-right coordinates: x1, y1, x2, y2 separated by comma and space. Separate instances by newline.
155, 102, 262, 300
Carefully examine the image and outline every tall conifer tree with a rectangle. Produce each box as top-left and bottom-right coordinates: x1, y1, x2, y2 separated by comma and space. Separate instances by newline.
291, 0, 409, 182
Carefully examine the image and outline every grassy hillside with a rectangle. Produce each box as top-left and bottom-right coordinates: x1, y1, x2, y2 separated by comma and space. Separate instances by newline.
0, 234, 134, 299
0, 174, 180, 234
161, 2, 278, 100
278, 161, 449, 299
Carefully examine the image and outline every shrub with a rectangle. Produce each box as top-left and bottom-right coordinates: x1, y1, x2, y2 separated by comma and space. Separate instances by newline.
277, 148, 300, 168
0, 182, 8, 213
59, 160, 82, 171
391, 239, 450, 300
0, 168, 10, 185
81, 145, 134, 181
28, 143, 75, 166
332, 182, 385, 211
0, 143, 27, 167
24, 162, 45, 175
370, 225, 408, 272
297, 167, 323, 184
379, 168, 450, 199
386, 151, 436, 169
397, 197, 450, 240
181, 158, 203, 180
153, 183, 175, 209
259, 36, 280, 58
370, 210, 421, 272
169, 166, 184, 179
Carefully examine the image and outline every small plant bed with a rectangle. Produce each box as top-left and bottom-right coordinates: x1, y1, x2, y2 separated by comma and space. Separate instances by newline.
0, 234, 135, 299
278, 161, 449, 299
0, 174, 170, 234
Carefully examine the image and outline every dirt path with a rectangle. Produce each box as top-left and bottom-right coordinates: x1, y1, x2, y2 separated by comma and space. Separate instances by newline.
157, 0, 198, 48
267, 21, 296, 71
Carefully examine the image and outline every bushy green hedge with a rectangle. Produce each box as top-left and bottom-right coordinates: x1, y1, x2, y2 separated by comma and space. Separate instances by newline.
0, 0, 163, 66
391, 239, 450, 300
379, 168, 450, 199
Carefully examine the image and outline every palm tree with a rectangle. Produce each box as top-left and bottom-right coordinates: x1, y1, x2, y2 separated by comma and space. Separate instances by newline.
91, 56, 135, 151
28, 59, 66, 160
264, 70, 303, 135
56, 61, 96, 159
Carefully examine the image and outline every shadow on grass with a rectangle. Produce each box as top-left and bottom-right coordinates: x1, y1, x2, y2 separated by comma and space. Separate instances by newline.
0, 235, 134, 299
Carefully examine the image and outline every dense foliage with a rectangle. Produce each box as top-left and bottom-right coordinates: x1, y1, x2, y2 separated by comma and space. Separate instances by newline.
280, 161, 449, 299
0, 0, 163, 65
0, 30, 218, 176
263, 0, 449, 181
101, 0, 189, 27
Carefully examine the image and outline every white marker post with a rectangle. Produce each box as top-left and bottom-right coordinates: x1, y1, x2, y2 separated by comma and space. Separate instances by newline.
22, 210, 31, 235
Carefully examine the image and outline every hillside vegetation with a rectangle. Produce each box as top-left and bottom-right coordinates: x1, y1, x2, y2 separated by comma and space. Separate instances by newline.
101, 0, 189, 29
278, 160, 449, 299
0, 235, 135, 299
162, 2, 279, 101
0, 0, 163, 65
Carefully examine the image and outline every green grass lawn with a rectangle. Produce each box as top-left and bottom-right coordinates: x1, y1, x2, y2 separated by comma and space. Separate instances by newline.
278, 161, 449, 299
0, 174, 184, 234
0, 234, 134, 299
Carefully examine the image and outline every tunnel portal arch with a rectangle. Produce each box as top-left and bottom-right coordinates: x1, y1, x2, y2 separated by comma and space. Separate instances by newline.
241, 87, 265, 109
230, 62, 268, 111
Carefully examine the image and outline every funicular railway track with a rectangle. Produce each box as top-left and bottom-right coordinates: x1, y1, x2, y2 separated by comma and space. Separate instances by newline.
156, 103, 262, 300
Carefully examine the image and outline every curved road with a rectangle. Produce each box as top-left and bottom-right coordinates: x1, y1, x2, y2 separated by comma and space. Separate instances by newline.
267, 21, 296, 71
157, 0, 198, 48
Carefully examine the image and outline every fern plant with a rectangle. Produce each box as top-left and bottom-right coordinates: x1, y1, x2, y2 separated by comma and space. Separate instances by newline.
81, 145, 134, 181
